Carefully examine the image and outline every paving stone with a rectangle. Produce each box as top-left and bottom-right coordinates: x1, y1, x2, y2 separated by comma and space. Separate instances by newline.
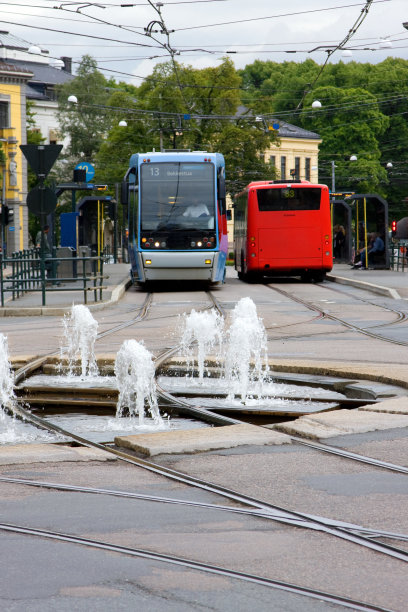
358, 396, 408, 415
0, 443, 116, 465
274, 408, 408, 439
115, 424, 291, 456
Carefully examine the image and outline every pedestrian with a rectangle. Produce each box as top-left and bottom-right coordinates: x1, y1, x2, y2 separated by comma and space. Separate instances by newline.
36, 225, 52, 279
333, 225, 346, 260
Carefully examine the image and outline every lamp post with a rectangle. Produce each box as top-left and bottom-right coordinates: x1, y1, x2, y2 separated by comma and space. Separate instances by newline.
330, 156, 357, 193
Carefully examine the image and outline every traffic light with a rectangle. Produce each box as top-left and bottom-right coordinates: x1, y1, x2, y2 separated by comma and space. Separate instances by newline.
391, 220, 397, 237
2, 205, 13, 225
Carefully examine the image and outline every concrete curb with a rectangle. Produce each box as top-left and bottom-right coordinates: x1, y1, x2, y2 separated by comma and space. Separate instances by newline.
326, 273, 401, 300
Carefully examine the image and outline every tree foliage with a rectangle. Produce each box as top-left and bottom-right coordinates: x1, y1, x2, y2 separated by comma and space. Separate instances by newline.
239, 57, 408, 217
95, 57, 278, 196
56, 55, 112, 162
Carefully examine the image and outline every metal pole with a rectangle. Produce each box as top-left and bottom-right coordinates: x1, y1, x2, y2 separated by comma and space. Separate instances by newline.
363, 197, 368, 269
331, 161, 336, 192
97, 200, 101, 273
1, 164, 6, 257
114, 184, 118, 263
0, 253, 4, 307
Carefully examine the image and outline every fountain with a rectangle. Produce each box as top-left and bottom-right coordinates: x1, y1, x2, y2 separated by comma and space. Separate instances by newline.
180, 309, 223, 382
115, 339, 163, 427
61, 304, 99, 377
8, 299, 393, 447
0, 333, 15, 411
0, 333, 60, 444
224, 297, 269, 402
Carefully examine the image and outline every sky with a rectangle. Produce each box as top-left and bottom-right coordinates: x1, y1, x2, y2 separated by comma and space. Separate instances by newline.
1, 0, 408, 84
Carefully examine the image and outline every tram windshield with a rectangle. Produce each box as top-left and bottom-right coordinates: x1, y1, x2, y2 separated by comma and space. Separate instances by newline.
257, 187, 321, 211
140, 162, 215, 231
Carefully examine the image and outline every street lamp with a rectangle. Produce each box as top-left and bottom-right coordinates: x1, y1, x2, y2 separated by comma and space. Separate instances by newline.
312, 100, 322, 108
118, 120, 127, 127
28, 45, 41, 55
67, 95, 78, 104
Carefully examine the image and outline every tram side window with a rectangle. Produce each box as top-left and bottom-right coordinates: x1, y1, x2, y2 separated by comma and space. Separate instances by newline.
257, 188, 321, 211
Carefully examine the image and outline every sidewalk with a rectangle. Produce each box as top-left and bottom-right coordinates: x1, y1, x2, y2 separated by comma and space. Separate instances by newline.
327, 263, 408, 300
0, 263, 132, 316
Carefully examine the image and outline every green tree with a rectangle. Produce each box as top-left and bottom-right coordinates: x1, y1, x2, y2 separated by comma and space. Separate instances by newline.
132, 58, 278, 193
301, 86, 389, 193
239, 57, 408, 216
56, 55, 111, 162
213, 123, 277, 194
95, 89, 152, 203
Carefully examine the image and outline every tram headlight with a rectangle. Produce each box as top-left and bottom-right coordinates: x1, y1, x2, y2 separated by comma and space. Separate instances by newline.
197, 241, 203, 247
161, 241, 167, 248
191, 241, 196, 247
154, 241, 160, 248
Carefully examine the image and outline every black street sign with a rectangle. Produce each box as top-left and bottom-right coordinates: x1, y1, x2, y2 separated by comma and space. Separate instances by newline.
20, 144, 63, 178
27, 185, 57, 217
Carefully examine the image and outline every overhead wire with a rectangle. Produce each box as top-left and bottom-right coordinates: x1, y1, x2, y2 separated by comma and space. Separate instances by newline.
295, 0, 376, 110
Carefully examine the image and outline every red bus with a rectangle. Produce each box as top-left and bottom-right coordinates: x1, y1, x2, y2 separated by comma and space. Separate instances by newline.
233, 180, 333, 282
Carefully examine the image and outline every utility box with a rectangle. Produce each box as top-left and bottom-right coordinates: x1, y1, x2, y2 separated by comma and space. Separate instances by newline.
56, 246, 77, 279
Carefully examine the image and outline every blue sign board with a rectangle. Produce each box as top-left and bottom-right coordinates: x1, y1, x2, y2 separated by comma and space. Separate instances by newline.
75, 162, 95, 182
60, 212, 79, 248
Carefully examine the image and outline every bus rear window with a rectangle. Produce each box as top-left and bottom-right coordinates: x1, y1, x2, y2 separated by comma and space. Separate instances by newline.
256, 187, 321, 211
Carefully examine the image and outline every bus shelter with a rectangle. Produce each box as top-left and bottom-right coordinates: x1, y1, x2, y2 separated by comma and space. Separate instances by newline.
331, 199, 352, 263
344, 193, 389, 269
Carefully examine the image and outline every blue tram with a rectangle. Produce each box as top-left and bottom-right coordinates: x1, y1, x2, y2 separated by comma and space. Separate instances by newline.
122, 150, 228, 285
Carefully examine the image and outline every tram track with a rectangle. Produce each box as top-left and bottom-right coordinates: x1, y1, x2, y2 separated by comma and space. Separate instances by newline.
0, 522, 391, 612
7, 400, 408, 565
1, 474, 408, 545
264, 283, 408, 346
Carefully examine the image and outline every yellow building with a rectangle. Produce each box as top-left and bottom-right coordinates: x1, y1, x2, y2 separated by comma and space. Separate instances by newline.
263, 121, 321, 184
0, 60, 32, 254
226, 121, 322, 252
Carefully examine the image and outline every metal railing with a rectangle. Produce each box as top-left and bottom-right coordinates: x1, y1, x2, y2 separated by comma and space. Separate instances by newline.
389, 240, 408, 272
0, 248, 107, 307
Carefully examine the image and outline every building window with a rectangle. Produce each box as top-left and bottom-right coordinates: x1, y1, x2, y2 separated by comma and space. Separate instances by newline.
269, 155, 276, 166
49, 129, 58, 145
0, 102, 9, 128
280, 156, 286, 179
305, 158, 311, 181
295, 157, 300, 180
